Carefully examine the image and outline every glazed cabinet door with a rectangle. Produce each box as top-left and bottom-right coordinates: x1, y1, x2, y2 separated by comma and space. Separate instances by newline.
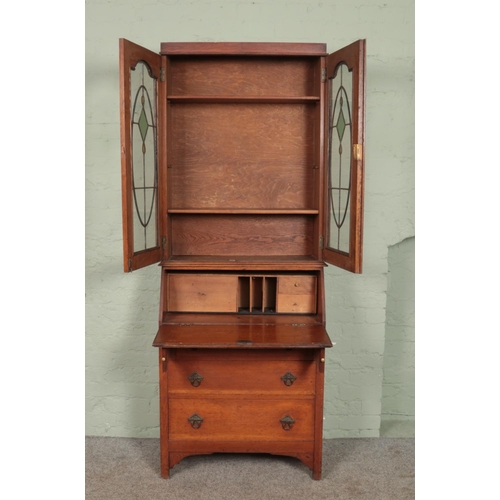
323, 39, 366, 273
119, 39, 166, 272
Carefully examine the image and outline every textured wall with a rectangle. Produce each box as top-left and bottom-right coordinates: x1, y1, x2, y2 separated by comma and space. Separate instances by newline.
86, 0, 415, 438
381, 237, 415, 429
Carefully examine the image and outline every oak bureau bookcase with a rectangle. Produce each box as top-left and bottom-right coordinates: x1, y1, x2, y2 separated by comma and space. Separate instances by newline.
119, 39, 366, 479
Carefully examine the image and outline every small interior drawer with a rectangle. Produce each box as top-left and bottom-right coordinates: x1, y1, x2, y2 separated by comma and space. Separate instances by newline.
276, 276, 317, 313
166, 273, 317, 314
278, 276, 317, 295
167, 274, 238, 312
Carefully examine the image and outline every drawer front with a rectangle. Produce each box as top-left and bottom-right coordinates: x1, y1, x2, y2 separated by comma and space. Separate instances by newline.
278, 276, 317, 295
276, 294, 316, 313
169, 357, 315, 395
169, 398, 315, 441
168, 274, 237, 312
276, 276, 317, 314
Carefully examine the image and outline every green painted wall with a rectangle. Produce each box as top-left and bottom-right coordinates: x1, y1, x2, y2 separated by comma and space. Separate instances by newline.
381, 237, 415, 436
86, 0, 415, 438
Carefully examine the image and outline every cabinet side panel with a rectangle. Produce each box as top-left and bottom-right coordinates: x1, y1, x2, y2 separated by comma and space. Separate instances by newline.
159, 349, 169, 477
313, 349, 326, 480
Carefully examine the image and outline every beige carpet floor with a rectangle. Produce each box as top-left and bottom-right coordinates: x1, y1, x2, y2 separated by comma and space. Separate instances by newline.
86, 436, 414, 499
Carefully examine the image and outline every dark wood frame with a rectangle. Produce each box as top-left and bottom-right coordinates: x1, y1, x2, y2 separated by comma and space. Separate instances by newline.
160, 42, 327, 56
119, 39, 366, 480
119, 39, 164, 272
322, 39, 366, 273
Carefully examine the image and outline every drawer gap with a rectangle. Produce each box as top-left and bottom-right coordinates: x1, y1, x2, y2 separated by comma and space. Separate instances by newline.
251, 276, 263, 312
263, 277, 277, 313
237, 276, 250, 313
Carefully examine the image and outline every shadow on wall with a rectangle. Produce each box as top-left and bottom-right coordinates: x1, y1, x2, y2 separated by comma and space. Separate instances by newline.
381, 237, 415, 437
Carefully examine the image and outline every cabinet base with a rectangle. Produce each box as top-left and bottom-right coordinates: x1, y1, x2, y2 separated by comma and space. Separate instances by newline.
161, 440, 321, 479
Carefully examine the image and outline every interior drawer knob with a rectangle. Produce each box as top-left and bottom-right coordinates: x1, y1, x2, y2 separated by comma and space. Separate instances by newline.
187, 413, 204, 429
279, 415, 295, 431
187, 372, 204, 387
294, 282, 299, 287
280, 372, 297, 386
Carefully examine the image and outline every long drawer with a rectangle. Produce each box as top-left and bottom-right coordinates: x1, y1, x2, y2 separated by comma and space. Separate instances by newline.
168, 354, 316, 396
169, 398, 315, 441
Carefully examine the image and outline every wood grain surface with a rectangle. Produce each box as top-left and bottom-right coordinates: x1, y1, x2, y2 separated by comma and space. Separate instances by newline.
170, 57, 317, 97
153, 323, 332, 348
161, 42, 327, 56
171, 214, 314, 256
161, 312, 323, 325
162, 255, 325, 271
167, 274, 238, 312
170, 103, 315, 209
168, 357, 315, 395
169, 398, 315, 441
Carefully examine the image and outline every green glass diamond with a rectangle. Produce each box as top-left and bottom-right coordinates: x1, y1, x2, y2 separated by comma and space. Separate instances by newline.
138, 108, 149, 141
336, 108, 346, 142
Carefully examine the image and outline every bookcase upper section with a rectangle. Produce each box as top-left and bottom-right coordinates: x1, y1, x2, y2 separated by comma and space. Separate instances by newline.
119, 40, 365, 273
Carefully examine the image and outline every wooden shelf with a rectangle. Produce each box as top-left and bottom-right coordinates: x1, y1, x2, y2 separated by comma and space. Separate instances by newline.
162, 255, 326, 271
167, 95, 320, 103
168, 208, 319, 215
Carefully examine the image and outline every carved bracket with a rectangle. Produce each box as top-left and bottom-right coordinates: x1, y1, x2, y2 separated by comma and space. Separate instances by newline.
280, 372, 297, 386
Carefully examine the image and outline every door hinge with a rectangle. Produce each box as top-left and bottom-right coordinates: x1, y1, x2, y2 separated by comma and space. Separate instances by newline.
319, 235, 324, 249
162, 236, 167, 250
160, 67, 165, 82
321, 68, 326, 83
353, 144, 363, 161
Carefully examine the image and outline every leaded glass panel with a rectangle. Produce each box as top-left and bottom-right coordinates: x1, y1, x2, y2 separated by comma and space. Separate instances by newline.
130, 61, 158, 252
327, 63, 353, 254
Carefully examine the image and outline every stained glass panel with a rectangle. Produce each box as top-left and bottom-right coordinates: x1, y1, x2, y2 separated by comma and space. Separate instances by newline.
130, 61, 158, 253
327, 63, 353, 254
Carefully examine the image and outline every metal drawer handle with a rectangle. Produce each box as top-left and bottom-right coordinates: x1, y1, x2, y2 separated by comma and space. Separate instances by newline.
280, 415, 295, 431
188, 413, 204, 429
188, 372, 204, 387
280, 372, 297, 386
